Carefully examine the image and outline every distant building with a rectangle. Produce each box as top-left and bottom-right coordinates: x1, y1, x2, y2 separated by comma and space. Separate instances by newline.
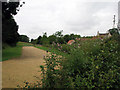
67, 31, 112, 45
97, 31, 111, 38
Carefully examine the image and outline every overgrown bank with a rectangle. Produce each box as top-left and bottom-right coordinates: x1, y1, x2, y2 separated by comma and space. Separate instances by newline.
22, 35, 120, 89
40, 35, 120, 88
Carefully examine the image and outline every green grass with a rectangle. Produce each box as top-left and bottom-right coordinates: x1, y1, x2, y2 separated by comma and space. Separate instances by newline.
2, 44, 22, 61
18, 42, 33, 46
2, 42, 33, 61
2, 42, 68, 62
35, 45, 69, 57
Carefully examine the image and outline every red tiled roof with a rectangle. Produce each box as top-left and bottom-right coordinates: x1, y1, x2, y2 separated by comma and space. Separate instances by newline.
67, 40, 75, 45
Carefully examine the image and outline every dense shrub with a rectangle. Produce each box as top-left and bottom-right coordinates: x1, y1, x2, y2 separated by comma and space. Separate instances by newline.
64, 38, 120, 88
40, 37, 120, 88
60, 44, 72, 53
40, 54, 64, 88
52, 43, 72, 54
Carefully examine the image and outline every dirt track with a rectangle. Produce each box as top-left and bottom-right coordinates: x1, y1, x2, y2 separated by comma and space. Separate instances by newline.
2, 46, 49, 88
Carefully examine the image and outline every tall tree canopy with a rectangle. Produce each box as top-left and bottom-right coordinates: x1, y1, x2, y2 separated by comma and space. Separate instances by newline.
2, 1, 24, 47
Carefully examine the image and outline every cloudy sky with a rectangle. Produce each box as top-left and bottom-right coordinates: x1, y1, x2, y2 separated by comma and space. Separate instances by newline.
14, 0, 119, 39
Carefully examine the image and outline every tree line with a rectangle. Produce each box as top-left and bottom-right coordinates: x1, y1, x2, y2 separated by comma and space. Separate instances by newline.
19, 27, 120, 46
31, 30, 81, 46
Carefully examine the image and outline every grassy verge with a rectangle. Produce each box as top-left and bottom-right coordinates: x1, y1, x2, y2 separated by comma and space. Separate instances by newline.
18, 42, 33, 46
2, 44, 22, 61
2, 42, 33, 61
35, 45, 69, 57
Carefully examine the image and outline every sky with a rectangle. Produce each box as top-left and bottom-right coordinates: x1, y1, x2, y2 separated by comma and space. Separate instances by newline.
14, 0, 119, 39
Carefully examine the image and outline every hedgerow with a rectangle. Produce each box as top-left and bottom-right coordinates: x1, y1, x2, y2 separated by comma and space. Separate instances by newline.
40, 35, 120, 88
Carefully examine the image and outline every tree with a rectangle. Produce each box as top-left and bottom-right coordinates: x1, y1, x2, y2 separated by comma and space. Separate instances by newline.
43, 32, 47, 38
41, 32, 49, 46
69, 34, 81, 40
31, 39, 37, 45
36, 36, 42, 44
63, 34, 71, 43
31, 39, 34, 42
53, 30, 64, 44
19, 35, 29, 42
57, 37, 64, 44
109, 28, 119, 35
2, 1, 25, 47
54, 30, 63, 37
48, 35, 57, 44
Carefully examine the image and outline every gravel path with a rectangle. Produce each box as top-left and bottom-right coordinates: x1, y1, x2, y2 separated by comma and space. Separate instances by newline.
2, 46, 49, 88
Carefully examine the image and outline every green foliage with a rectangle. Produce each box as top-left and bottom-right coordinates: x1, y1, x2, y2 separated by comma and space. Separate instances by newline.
70, 33, 81, 39
2, 42, 33, 61
2, 43, 10, 49
18, 35, 120, 89
48, 35, 57, 44
32, 30, 81, 46
63, 34, 71, 42
18, 42, 33, 46
35, 45, 69, 57
2, 1, 25, 47
19, 35, 29, 42
40, 54, 63, 88
54, 30, 63, 37
109, 28, 119, 35
110, 34, 120, 43
2, 43, 22, 61
60, 44, 71, 53
2, 17, 19, 46
31, 39, 37, 45
36, 36, 42, 44
41, 38, 49, 46
35, 32, 50, 46
39, 37, 120, 88
2, 2, 20, 17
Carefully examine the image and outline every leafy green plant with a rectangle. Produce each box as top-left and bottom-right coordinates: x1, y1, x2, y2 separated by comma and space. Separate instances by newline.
60, 44, 72, 53
54, 37, 120, 88
40, 54, 63, 88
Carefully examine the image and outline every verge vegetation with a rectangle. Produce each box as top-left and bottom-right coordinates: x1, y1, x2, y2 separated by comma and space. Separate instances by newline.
2, 42, 33, 61
21, 34, 120, 89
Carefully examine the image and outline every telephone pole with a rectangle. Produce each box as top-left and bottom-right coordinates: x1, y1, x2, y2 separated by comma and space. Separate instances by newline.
113, 15, 116, 28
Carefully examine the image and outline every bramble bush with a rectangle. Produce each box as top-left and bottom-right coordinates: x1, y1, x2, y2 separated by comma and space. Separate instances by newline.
40, 35, 120, 88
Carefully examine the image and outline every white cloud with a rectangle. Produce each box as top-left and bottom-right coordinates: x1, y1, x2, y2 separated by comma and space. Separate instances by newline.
14, 0, 118, 39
